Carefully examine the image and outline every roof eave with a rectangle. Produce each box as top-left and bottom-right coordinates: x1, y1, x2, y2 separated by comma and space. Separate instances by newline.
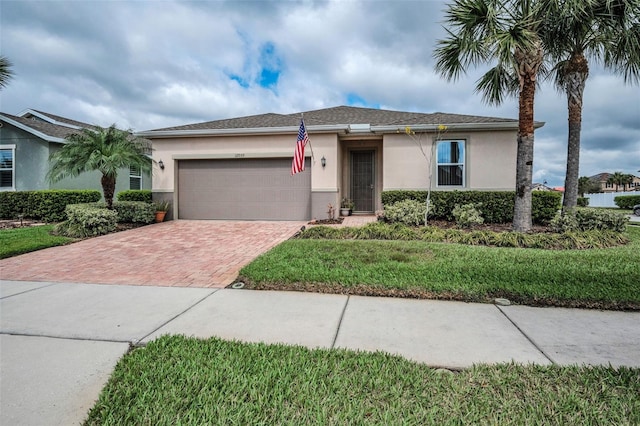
371, 121, 544, 133
0, 114, 67, 143
136, 124, 351, 139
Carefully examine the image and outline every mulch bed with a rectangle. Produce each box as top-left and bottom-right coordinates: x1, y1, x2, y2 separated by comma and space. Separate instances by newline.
0, 219, 47, 230
425, 220, 552, 233
308, 217, 344, 225
0, 219, 147, 233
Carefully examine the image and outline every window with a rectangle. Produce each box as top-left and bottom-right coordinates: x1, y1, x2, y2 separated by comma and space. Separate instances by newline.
129, 165, 142, 190
0, 145, 15, 191
437, 140, 465, 186
605, 181, 613, 188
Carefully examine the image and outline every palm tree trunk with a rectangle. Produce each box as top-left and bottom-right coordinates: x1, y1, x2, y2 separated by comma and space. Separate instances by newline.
101, 174, 116, 209
562, 54, 588, 212
513, 44, 542, 233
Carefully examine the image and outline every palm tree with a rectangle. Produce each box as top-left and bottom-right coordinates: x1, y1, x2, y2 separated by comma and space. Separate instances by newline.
578, 175, 600, 196
607, 171, 633, 192
48, 125, 152, 209
434, 0, 548, 232
543, 0, 640, 211
0, 56, 14, 89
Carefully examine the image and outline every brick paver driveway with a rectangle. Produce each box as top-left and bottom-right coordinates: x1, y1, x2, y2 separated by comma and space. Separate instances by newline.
0, 220, 305, 288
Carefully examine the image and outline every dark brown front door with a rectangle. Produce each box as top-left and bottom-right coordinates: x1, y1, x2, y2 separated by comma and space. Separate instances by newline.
350, 150, 375, 212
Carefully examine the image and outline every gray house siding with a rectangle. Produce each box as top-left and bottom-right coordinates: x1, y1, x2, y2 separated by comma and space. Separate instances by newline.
0, 124, 50, 191
1, 122, 151, 195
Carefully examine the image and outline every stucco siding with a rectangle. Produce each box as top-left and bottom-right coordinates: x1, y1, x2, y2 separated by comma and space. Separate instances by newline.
383, 130, 517, 191
467, 130, 516, 189
152, 133, 338, 193
0, 124, 50, 190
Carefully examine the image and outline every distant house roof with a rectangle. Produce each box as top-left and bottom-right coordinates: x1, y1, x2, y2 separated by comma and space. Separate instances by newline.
139, 105, 544, 138
589, 173, 611, 182
0, 109, 93, 142
21, 109, 93, 129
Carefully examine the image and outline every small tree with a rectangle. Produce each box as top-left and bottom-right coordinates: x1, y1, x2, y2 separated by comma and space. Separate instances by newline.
578, 176, 601, 196
48, 125, 152, 209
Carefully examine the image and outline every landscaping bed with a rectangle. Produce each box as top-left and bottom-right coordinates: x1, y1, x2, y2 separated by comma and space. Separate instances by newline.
238, 225, 640, 311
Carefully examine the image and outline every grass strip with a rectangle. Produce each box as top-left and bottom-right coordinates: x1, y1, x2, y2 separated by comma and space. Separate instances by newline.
85, 336, 640, 426
240, 226, 640, 309
0, 225, 72, 259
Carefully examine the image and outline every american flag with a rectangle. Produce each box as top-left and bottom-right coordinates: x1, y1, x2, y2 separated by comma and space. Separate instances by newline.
291, 119, 309, 175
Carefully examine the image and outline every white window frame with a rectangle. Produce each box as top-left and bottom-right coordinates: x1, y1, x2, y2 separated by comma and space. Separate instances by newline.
0, 144, 16, 191
436, 139, 465, 187
129, 164, 142, 190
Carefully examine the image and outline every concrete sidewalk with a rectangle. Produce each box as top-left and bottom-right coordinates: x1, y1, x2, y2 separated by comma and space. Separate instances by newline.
1, 280, 639, 425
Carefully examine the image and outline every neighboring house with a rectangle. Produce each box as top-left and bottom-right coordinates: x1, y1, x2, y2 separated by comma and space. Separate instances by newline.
589, 172, 640, 193
532, 182, 553, 191
138, 105, 543, 221
0, 109, 151, 194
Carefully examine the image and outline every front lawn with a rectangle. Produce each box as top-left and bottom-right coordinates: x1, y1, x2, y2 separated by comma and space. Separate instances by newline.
0, 225, 73, 259
240, 226, 640, 310
85, 335, 640, 425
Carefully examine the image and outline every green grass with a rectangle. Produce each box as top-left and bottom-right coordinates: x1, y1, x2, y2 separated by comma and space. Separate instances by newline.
85, 335, 640, 425
240, 226, 640, 309
0, 225, 72, 259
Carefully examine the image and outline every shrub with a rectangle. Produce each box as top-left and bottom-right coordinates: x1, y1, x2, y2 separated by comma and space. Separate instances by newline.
577, 197, 589, 207
117, 190, 152, 203
452, 203, 484, 228
550, 209, 629, 233
0, 190, 101, 222
381, 190, 561, 224
114, 201, 155, 223
383, 199, 428, 226
297, 223, 627, 249
55, 204, 118, 238
614, 195, 640, 209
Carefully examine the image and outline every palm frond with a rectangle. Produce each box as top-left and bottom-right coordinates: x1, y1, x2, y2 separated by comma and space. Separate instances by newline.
475, 65, 519, 105
0, 56, 14, 89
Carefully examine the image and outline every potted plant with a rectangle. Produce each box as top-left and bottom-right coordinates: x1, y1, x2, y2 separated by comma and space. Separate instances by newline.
153, 200, 171, 223
340, 198, 355, 216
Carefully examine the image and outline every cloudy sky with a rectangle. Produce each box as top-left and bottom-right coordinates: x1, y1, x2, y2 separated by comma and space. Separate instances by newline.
1, 0, 638, 187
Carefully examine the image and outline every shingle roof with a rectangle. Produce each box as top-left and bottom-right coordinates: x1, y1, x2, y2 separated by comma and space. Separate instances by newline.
0, 112, 84, 141
152, 105, 518, 132
25, 110, 94, 129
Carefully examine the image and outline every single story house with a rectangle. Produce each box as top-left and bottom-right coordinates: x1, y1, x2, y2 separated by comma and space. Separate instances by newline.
138, 105, 542, 221
0, 109, 151, 194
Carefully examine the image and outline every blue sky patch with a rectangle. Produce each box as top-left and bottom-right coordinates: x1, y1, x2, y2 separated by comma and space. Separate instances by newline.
347, 93, 380, 109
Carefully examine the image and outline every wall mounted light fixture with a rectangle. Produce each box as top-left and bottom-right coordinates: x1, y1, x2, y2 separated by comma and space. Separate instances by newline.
321, 156, 326, 168
158, 160, 165, 170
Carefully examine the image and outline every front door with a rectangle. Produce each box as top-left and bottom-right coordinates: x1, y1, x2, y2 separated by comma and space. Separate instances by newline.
350, 150, 375, 213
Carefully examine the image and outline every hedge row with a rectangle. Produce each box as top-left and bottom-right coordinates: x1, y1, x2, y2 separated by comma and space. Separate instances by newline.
614, 195, 640, 209
92, 201, 156, 224
117, 190, 152, 203
0, 190, 102, 222
381, 190, 562, 225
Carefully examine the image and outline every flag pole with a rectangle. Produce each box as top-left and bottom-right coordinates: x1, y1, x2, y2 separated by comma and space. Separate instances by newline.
301, 113, 315, 163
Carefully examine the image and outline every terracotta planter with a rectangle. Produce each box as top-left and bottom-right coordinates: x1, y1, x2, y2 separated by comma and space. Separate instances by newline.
155, 211, 167, 223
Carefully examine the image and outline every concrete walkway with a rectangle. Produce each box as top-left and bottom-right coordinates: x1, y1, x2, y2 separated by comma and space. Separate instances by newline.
1, 280, 639, 425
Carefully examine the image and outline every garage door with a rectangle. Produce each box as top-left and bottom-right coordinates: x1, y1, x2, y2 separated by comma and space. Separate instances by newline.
178, 158, 311, 220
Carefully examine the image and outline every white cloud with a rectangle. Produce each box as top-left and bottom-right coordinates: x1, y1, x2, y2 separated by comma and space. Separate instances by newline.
1, 0, 638, 187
